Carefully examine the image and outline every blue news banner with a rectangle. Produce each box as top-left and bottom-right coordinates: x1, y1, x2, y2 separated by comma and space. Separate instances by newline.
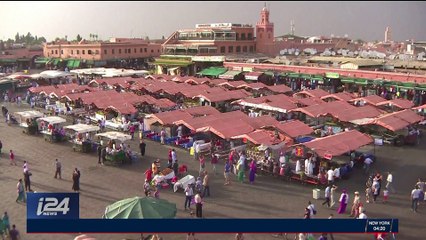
27, 193, 398, 233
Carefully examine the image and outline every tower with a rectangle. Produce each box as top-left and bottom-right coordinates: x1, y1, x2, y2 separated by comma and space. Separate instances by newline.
256, 4, 274, 55
290, 20, 295, 36
385, 26, 391, 43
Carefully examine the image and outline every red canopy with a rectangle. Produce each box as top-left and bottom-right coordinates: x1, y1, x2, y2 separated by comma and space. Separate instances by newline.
293, 89, 329, 98
300, 130, 373, 158
275, 120, 314, 138
370, 109, 424, 131
376, 99, 414, 109
321, 92, 355, 102
265, 84, 292, 93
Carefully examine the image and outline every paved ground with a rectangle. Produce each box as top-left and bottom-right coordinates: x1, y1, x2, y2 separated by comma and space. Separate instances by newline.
0, 102, 425, 240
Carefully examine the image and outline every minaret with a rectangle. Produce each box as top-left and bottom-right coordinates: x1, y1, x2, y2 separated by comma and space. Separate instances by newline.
385, 26, 391, 43
256, 4, 274, 55
290, 20, 295, 36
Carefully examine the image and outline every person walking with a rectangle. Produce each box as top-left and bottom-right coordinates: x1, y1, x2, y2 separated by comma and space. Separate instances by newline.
171, 149, 177, 165
337, 189, 349, 214
237, 152, 246, 183
322, 185, 331, 208
139, 140, 146, 158
160, 128, 166, 145
199, 154, 206, 173
0, 140, 2, 154
72, 168, 81, 193
202, 171, 210, 198
416, 178, 425, 202
97, 145, 102, 164
248, 159, 257, 184
330, 185, 338, 208
173, 159, 179, 177
303, 207, 311, 219
210, 153, 218, 175
307, 201, 316, 218
349, 191, 361, 218
411, 186, 421, 213
363, 157, 373, 175
54, 159, 62, 179
184, 184, 194, 211
9, 150, 16, 166
23, 167, 32, 192
143, 179, 151, 197
16, 179, 26, 203
385, 172, 395, 193
194, 192, 203, 218
372, 179, 380, 203
100, 147, 106, 165
2, 212, 10, 237
8, 225, 20, 240
224, 159, 231, 185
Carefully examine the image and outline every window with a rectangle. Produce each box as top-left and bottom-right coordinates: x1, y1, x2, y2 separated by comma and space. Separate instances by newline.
112, 49, 115, 54
243, 46, 247, 52
104, 49, 107, 54
82, 50, 85, 54
88, 50, 92, 54
76, 50, 80, 54
268, 34, 271, 39
119, 49, 122, 54
236, 46, 241, 53
144, 48, 147, 52
128, 48, 131, 53
260, 33, 262, 39
236, 33, 239, 40
51, 50, 54, 54
157, 49, 160, 53
140, 48, 143, 53
55, 50, 58, 54
249, 46, 254, 53
151, 49, 154, 53
134, 48, 136, 53
61, 50, 63, 54
241, 33, 246, 40
71, 50, 73, 54
248, 33, 253, 40
220, 46, 226, 53
228, 46, 233, 53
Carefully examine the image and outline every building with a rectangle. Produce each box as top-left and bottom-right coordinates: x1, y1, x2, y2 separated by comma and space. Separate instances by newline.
385, 27, 392, 43
162, 23, 256, 56
43, 38, 162, 68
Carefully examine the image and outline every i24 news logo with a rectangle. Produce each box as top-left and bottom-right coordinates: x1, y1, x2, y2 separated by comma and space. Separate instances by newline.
37, 197, 70, 216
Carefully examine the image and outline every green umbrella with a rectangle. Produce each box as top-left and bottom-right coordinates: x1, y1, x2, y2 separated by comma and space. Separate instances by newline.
103, 196, 177, 219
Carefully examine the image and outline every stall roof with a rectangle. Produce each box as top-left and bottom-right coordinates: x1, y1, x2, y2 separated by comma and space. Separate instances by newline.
197, 67, 228, 77
200, 120, 254, 139
217, 80, 247, 89
246, 115, 280, 129
218, 70, 242, 79
294, 97, 324, 106
293, 88, 329, 99
233, 95, 298, 113
413, 104, 426, 110
174, 110, 248, 131
232, 129, 286, 146
290, 101, 354, 118
300, 130, 373, 158
14, 110, 44, 119
376, 98, 415, 109
244, 71, 264, 81
184, 105, 221, 117
96, 131, 132, 142
64, 124, 100, 133
150, 110, 193, 126
193, 89, 250, 103
348, 95, 387, 106
320, 92, 355, 102
244, 82, 268, 90
264, 84, 292, 94
337, 105, 384, 122
38, 116, 67, 124
275, 120, 314, 138
368, 109, 424, 131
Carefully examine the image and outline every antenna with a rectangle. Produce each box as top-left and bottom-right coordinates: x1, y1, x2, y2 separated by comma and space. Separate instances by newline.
291, 20, 295, 35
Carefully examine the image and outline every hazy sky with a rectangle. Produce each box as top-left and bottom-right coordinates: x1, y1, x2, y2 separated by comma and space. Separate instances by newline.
1, 1, 425, 42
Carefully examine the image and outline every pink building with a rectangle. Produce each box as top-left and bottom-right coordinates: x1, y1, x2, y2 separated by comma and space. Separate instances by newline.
162, 23, 257, 55
43, 38, 162, 61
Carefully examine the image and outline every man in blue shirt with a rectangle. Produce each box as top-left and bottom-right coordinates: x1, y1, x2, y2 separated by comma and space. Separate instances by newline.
224, 160, 231, 185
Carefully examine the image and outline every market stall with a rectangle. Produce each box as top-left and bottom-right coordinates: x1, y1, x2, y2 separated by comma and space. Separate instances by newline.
95, 131, 132, 165
173, 174, 195, 192
37, 116, 67, 142
14, 110, 44, 135
64, 124, 101, 153
152, 168, 176, 189
287, 130, 373, 185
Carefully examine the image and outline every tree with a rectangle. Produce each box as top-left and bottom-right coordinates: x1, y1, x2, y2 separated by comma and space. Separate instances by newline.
38, 37, 47, 43
76, 34, 82, 42
15, 32, 20, 42
145, 36, 150, 41
162, 35, 165, 40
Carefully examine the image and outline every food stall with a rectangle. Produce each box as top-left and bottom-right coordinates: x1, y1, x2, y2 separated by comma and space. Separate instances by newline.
14, 110, 44, 135
95, 131, 132, 165
152, 168, 176, 189
64, 124, 101, 153
37, 116, 68, 142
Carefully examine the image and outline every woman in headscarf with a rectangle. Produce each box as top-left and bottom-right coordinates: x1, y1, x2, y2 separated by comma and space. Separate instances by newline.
337, 189, 349, 214
72, 168, 81, 193
249, 160, 257, 184
237, 153, 246, 183
16, 179, 26, 203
